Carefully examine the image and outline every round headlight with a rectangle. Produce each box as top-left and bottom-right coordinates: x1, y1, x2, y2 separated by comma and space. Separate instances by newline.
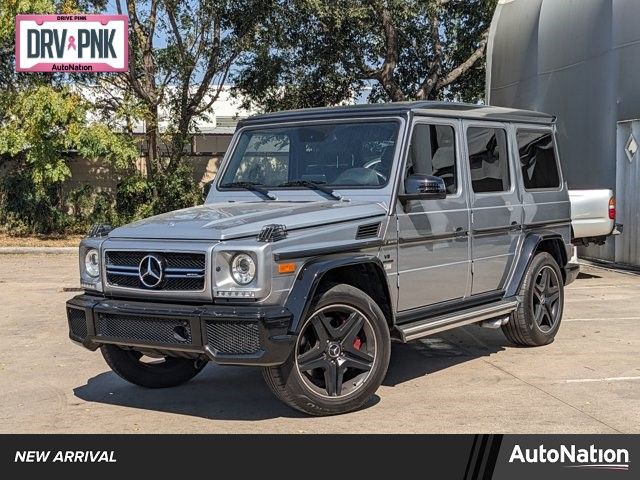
231, 253, 256, 285
85, 249, 100, 278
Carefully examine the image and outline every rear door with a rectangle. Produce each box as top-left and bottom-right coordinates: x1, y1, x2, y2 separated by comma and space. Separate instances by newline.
464, 122, 523, 295
396, 118, 471, 311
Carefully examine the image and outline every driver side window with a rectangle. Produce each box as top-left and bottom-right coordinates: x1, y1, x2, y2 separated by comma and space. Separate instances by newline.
407, 123, 458, 194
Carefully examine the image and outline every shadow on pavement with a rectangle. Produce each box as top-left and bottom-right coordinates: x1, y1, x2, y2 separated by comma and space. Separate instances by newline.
384, 326, 506, 386
74, 325, 506, 419
74, 365, 307, 421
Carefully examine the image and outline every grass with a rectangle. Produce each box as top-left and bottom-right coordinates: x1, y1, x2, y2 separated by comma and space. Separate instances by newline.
0, 233, 83, 247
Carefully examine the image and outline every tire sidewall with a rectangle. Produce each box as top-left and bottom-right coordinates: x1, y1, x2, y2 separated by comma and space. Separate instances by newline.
281, 284, 391, 415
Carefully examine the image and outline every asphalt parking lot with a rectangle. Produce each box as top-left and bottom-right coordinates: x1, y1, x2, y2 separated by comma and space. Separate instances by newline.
0, 253, 638, 433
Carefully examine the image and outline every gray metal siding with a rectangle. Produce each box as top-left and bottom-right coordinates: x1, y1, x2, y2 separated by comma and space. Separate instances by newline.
487, 0, 640, 263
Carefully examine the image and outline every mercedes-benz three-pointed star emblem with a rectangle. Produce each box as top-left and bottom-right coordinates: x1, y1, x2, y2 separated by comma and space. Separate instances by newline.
139, 254, 164, 288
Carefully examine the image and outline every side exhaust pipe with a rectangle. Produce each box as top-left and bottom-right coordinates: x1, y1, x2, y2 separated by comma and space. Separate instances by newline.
479, 315, 510, 329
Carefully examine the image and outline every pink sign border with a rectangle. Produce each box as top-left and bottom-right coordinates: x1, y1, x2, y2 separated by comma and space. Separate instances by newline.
15, 14, 129, 73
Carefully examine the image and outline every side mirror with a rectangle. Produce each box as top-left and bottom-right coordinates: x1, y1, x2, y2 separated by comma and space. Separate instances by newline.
398, 174, 447, 202
202, 180, 213, 203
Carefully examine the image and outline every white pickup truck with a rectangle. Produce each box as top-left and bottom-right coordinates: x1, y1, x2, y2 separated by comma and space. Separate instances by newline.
569, 189, 621, 245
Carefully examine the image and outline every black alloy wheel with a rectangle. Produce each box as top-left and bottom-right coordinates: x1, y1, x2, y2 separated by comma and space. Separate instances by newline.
262, 283, 390, 416
531, 265, 562, 332
295, 304, 376, 398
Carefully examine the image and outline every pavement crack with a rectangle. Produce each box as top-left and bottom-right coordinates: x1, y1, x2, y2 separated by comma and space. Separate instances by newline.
483, 360, 623, 433
459, 328, 624, 433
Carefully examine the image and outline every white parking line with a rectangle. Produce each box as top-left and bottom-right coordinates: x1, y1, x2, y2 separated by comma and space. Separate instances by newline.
565, 376, 640, 383
564, 316, 640, 322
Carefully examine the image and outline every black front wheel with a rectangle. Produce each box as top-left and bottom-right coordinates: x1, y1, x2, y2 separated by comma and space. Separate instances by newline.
101, 344, 206, 388
263, 283, 391, 416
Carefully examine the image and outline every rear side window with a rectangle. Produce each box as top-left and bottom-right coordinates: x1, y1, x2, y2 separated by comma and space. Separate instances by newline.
466, 127, 510, 193
516, 130, 560, 189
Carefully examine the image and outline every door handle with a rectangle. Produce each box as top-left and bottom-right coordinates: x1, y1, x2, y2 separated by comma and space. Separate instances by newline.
454, 227, 467, 237
509, 221, 522, 231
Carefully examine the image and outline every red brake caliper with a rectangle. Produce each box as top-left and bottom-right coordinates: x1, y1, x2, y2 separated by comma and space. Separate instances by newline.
353, 336, 362, 350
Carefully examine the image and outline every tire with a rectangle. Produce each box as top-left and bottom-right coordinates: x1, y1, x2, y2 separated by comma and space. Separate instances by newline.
502, 252, 564, 346
101, 344, 206, 388
263, 283, 391, 416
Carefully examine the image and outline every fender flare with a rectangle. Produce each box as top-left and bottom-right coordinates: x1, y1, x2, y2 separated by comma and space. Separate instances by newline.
283, 253, 393, 333
505, 231, 567, 298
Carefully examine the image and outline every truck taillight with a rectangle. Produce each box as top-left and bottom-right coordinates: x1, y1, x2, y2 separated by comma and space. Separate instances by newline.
609, 197, 616, 220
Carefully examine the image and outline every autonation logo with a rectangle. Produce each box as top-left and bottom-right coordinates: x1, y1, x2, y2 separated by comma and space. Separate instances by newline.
509, 444, 630, 471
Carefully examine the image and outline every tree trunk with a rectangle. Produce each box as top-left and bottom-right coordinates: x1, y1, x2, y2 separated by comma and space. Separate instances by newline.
167, 115, 191, 175
144, 103, 160, 197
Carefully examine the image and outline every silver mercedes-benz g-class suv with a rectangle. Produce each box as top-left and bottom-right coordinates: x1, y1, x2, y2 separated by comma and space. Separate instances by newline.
67, 101, 578, 415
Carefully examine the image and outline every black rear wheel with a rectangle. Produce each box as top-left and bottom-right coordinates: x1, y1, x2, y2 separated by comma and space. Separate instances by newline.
502, 252, 564, 346
101, 344, 206, 388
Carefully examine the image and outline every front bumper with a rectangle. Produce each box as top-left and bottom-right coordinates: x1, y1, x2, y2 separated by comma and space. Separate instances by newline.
66, 294, 295, 366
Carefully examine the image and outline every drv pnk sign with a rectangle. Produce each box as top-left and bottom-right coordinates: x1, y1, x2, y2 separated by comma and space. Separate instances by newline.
16, 14, 128, 72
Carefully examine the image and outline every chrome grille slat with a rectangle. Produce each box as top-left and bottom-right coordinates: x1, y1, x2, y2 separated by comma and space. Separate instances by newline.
106, 265, 138, 271
165, 274, 204, 278
106, 270, 139, 277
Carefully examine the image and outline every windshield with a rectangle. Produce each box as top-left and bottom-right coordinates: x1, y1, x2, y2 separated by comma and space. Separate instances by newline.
219, 121, 400, 189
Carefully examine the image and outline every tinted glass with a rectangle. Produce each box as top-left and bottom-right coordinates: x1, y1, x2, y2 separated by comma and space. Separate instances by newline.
517, 130, 560, 189
467, 127, 510, 193
406, 124, 457, 194
220, 122, 400, 188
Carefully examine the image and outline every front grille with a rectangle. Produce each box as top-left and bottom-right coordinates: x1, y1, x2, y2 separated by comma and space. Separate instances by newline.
205, 321, 261, 355
95, 313, 192, 345
105, 251, 206, 291
67, 308, 88, 340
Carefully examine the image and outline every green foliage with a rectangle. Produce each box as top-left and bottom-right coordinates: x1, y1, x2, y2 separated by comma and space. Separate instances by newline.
0, 85, 139, 234
235, 0, 497, 111
149, 164, 201, 215
0, 0, 207, 235
111, 166, 200, 227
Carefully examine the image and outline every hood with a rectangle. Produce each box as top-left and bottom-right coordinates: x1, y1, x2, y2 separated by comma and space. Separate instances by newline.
108, 200, 387, 241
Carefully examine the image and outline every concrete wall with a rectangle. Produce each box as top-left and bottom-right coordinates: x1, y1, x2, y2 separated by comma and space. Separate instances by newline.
0, 133, 233, 194
64, 153, 225, 193
487, 0, 640, 263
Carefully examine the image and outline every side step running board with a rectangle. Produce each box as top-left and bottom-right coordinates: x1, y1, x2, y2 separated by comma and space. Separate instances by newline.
396, 299, 519, 342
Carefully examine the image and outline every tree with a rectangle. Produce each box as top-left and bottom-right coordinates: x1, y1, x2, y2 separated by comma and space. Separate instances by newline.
235, 0, 497, 112
0, 0, 137, 234
100, 0, 273, 188
0, 85, 138, 233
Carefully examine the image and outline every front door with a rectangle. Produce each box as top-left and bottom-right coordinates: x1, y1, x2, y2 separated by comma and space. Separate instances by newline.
396, 119, 471, 312
464, 122, 522, 294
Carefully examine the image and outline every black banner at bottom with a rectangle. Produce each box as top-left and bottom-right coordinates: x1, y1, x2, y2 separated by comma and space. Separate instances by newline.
0, 434, 635, 479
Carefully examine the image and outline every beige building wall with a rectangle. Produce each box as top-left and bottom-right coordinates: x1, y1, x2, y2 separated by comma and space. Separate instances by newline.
63, 134, 233, 192
0, 134, 233, 193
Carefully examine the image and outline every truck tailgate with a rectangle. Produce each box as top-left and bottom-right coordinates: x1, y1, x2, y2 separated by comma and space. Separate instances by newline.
569, 189, 615, 240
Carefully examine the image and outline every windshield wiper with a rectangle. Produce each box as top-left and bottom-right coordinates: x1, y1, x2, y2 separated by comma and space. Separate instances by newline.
278, 180, 344, 201
220, 181, 277, 200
